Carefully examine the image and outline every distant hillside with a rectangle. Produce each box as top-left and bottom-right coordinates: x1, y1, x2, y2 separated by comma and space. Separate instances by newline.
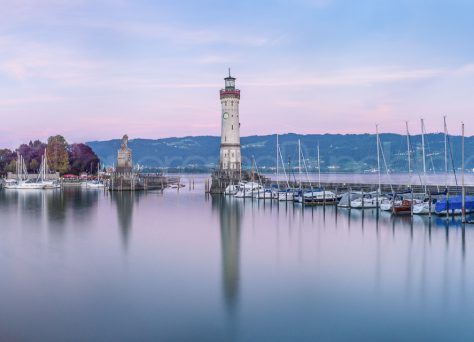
87, 133, 474, 173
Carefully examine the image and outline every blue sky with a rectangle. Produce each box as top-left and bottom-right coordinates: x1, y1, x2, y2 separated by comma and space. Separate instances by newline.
1, 0, 473, 147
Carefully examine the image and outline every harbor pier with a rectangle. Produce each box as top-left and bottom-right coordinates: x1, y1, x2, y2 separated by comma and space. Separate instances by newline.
270, 180, 474, 196
108, 134, 178, 191
109, 172, 174, 191
208, 170, 269, 194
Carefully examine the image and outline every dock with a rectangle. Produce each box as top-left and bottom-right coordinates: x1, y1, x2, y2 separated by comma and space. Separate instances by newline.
271, 180, 474, 196
109, 173, 179, 191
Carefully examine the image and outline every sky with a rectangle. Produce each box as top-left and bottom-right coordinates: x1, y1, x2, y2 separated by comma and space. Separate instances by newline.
1, 0, 474, 148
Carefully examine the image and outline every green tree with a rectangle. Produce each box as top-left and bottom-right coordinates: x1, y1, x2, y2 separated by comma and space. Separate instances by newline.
46, 135, 70, 174
0, 149, 15, 173
6, 159, 16, 173
30, 159, 39, 172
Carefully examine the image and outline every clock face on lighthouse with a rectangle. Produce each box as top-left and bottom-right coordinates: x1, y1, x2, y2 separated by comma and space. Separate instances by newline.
223, 112, 229, 119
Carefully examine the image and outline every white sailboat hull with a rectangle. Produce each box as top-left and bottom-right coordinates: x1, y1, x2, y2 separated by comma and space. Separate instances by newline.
5, 182, 45, 190
278, 192, 294, 201
413, 202, 435, 215
350, 198, 381, 209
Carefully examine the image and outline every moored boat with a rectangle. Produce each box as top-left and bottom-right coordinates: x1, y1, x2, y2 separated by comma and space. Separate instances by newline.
412, 198, 437, 215
350, 192, 383, 209
234, 182, 261, 198
4, 179, 46, 190
278, 189, 295, 201
253, 188, 276, 200
392, 199, 415, 215
337, 191, 363, 208
224, 184, 239, 195
83, 180, 106, 189
297, 190, 337, 205
435, 195, 474, 215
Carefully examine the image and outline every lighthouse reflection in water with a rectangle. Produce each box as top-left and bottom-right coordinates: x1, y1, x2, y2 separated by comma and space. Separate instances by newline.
1, 177, 474, 341
213, 195, 242, 315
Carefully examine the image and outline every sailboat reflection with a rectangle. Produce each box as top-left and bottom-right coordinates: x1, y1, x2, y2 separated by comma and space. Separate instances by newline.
212, 195, 242, 314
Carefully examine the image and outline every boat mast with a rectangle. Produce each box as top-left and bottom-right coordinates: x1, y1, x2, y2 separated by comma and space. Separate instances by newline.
279, 143, 290, 188
15, 151, 19, 179
43, 149, 47, 181
461, 122, 466, 223
443, 115, 448, 188
405, 121, 411, 174
276, 135, 279, 190
376, 124, 381, 193
317, 142, 321, 188
405, 121, 412, 191
298, 139, 302, 188
421, 118, 427, 193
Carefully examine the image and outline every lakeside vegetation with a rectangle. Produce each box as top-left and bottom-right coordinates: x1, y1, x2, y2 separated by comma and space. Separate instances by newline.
0, 135, 100, 176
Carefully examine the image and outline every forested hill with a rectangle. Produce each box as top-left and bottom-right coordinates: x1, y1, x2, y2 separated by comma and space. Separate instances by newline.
87, 133, 474, 173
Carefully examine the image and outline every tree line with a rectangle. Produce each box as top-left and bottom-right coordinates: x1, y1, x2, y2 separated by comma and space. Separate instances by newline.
0, 135, 100, 175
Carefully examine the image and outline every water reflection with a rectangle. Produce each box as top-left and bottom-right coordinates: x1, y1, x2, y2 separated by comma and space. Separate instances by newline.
2, 186, 474, 340
212, 195, 242, 315
110, 191, 142, 251
0, 188, 99, 233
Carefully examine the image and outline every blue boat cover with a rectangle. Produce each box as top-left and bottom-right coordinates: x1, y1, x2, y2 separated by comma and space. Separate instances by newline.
435, 195, 474, 213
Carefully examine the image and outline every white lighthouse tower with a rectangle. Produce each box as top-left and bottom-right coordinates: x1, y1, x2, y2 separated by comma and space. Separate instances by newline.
219, 69, 241, 171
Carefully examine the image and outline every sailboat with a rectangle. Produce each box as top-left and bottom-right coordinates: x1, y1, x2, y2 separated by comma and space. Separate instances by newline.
38, 150, 61, 189
435, 195, 474, 215
84, 162, 106, 189
338, 191, 363, 208
4, 154, 46, 190
350, 191, 382, 208
293, 140, 337, 205
224, 184, 240, 195
351, 126, 384, 209
392, 119, 430, 215
412, 119, 447, 215
234, 181, 262, 198
275, 136, 296, 201
435, 122, 474, 216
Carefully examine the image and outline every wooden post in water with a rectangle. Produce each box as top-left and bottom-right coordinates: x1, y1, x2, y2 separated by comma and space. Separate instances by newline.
348, 186, 352, 210
429, 192, 432, 219
461, 122, 466, 224
446, 191, 450, 219
376, 187, 379, 210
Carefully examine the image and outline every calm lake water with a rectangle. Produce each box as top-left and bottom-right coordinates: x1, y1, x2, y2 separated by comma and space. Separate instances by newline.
1, 175, 474, 341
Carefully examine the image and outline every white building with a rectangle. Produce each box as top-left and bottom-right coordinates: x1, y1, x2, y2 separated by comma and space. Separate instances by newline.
219, 70, 242, 171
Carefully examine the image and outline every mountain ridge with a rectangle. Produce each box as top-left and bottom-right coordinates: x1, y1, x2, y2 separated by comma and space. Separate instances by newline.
87, 133, 474, 172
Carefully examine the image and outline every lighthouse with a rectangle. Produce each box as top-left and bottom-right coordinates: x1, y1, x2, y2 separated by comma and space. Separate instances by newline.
219, 69, 242, 171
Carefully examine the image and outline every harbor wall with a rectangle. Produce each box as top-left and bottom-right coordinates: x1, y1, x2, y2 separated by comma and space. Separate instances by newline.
273, 180, 474, 195
109, 173, 179, 191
